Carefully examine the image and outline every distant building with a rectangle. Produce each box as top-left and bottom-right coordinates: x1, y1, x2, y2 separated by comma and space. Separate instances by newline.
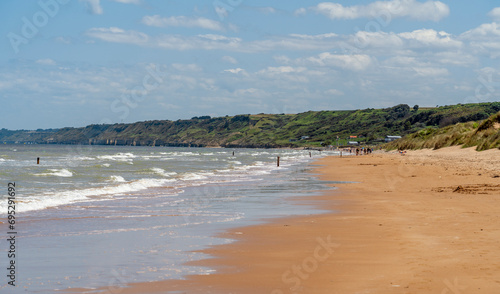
300, 136, 310, 140
348, 141, 359, 145
385, 135, 402, 142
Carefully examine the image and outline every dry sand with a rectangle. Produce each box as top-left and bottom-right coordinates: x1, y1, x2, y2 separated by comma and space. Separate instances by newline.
94, 146, 500, 294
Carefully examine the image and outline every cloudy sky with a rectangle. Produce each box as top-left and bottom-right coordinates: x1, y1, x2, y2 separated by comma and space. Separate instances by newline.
1, 0, 500, 130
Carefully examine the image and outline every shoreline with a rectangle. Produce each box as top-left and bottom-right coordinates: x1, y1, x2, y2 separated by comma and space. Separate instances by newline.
88, 146, 500, 293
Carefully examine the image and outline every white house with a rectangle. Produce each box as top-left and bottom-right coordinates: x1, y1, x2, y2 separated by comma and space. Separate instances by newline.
385, 135, 402, 142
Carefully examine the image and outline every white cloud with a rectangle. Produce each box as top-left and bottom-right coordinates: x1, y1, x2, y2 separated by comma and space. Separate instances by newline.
413, 67, 449, 77
155, 34, 242, 51
304, 0, 449, 21
304, 53, 375, 71
399, 29, 461, 48
325, 89, 344, 96
274, 55, 291, 64
141, 15, 224, 31
86, 29, 242, 50
256, 7, 276, 14
314, 2, 359, 20
289, 33, 338, 40
215, 6, 229, 20
110, 0, 141, 4
258, 66, 307, 75
488, 7, 500, 21
383, 56, 450, 77
36, 58, 56, 65
224, 68, 245, 74
433, 51, 477, 66
36, 59, 56, 65
198, 34, 232, 41
461, 22, 500, 40
171, 64, 202, 72
350, 31, 404, 49
55, 37, 72, 44
234, 88, 261, 96
294, 7, 307, 16
80, 0, 103, 15
84, 25, 465, 65
460, 22, 500, 58
344, 29, 461, 55
247, 33, 340, 51
256, 66, 312, 83
86, 27, 149, 44
222, 56, 238, 64
454, 85, 473, 92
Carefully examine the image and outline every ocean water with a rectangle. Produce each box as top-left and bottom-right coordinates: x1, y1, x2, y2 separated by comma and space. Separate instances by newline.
0, 145, 339, 293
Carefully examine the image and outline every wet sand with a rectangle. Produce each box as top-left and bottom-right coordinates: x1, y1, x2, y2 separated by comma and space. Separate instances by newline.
93, 146, 500, 294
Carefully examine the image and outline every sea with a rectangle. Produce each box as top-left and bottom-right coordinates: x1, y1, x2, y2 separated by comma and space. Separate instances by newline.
0, 145, 340, 293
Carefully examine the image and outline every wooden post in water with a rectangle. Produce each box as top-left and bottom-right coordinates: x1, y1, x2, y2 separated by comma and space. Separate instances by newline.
277, 156, 280, 167
309, 152, 311, 158
37, 157, 40, 164
232, 151, 234, 156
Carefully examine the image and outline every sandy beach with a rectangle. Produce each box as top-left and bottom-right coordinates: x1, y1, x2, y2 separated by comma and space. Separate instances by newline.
95, 146, 500, 294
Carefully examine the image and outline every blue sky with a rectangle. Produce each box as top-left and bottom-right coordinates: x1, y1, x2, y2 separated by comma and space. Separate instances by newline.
1, 0, 500, 130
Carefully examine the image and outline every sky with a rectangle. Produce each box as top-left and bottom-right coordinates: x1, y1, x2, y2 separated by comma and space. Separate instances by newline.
1, 0, 500, 130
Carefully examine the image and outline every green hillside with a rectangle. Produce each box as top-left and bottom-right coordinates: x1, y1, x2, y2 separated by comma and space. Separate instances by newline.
2, 102, 500, 148
385, 111, 500, 151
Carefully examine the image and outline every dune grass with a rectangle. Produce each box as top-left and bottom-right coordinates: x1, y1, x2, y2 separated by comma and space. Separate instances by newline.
386, 111, 500, 151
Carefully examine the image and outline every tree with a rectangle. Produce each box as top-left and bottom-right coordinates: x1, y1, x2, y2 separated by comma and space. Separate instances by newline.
404, 121, 412, 130
413, 105, 419, 111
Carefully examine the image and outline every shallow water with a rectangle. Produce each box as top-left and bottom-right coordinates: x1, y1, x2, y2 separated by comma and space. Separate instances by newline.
0, 145, 339, 293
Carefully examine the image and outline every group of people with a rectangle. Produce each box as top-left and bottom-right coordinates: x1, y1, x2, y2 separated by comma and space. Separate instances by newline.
355, 147, 373, 156
341, 147, 374, 156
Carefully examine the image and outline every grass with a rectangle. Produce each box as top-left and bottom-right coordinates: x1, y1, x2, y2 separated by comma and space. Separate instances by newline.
3, 102, 500, 148
385, 111, 500, 151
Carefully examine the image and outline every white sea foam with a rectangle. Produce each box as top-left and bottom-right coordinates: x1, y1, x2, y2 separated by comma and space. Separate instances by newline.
108, 175, 127, 183
35, 169, 74, 177
1, 147, 325, 215
0, 177, 176, 213
97, 153, 137, 162
70, 156, 95, 161
151, 168, 177, 177
181, 173, 208, 181
142, 155, 162, 160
